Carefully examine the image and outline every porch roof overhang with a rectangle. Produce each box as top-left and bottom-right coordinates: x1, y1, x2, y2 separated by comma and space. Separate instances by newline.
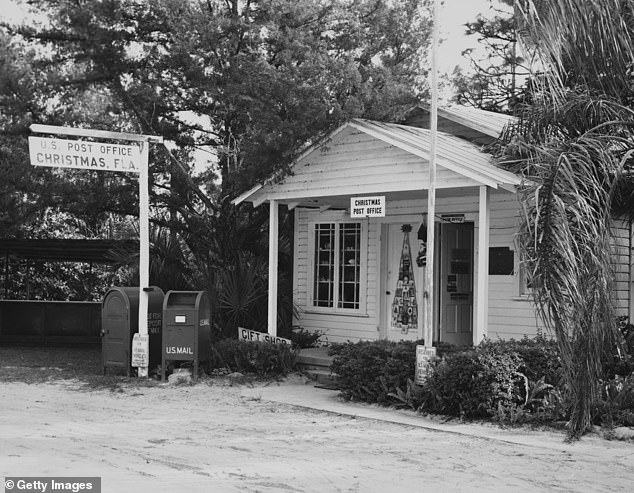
233, 119, 521, 208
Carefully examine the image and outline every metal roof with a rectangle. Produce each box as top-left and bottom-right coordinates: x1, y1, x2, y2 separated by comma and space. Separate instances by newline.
0, 239, 139, 263
436, 105, 516, 138
349, 119, 520, 189
233, 118, 521, 206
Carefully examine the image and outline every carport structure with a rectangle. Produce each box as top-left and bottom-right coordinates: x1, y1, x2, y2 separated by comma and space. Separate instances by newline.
0, 238, 137, 344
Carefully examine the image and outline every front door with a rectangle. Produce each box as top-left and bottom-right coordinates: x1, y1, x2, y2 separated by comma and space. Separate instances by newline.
440, 222, 474, 346
382, 223, 424, 341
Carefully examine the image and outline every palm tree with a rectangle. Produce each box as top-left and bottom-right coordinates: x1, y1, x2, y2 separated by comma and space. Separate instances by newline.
499, 0, 634, 437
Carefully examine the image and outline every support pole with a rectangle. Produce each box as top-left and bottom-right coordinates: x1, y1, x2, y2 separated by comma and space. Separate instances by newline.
138, 140, 150, 377
268, 199, 279, 337
475, 185, 490, 344
423, 0, 440, 348
4, 252, 8, 299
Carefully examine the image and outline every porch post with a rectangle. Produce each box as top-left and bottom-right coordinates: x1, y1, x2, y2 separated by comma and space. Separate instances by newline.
475, 185, 490, 344
268, 199, 279, 337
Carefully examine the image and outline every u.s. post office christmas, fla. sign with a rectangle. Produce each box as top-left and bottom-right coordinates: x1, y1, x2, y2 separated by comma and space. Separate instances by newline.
28, 124, 162, 379
29, 136, 141, 173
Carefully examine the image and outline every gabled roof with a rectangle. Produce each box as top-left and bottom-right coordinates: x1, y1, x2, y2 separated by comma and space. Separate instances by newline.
233, 118, 520, 207
402, 105, 517, 145
349, 119, 519, 188
436, 105, 516, 138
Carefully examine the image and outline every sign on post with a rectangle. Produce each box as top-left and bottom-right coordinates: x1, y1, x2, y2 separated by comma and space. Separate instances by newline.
28, 124, 162, 379
415, 345, 437, 385
350, 195, 385, 218
238, 327, 291, 345
131, 334, 149, 368
29, 137, 141, 173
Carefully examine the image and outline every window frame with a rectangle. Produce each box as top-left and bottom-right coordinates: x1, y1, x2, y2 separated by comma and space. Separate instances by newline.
307, 219, 368, 315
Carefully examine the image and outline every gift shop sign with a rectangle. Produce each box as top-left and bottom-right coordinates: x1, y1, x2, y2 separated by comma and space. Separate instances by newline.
238, 327, 291, 345
350, 195, 385, 218
29, 136, 141, 173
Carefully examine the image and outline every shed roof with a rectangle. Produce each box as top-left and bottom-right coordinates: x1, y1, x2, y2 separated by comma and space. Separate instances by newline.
0, 239, 138, 263
234, 119, 520, 207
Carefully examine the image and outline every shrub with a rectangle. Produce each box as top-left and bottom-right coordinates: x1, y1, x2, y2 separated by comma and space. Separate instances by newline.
479, 336, 563, 385
209, 338, 298, 376
280, 326, 323, 349
605, 317, 634, 379
596, 374, 634, 428
329, 340, 422, 404
330, 336, 567, 423
419, 346, 525, 418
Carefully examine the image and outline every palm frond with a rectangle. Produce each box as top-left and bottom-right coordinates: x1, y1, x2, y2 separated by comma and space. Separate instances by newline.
515, 0, 634, 102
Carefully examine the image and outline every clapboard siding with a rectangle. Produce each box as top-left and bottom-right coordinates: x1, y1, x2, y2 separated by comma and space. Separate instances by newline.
267, 126, 481, 201
611, 217, 631, 318
292, 192, 632, 343
293, 208, 379, 343
485, 193, 543, 339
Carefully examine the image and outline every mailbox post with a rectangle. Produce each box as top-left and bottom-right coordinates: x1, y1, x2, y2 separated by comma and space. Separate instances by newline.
161, 291, 211, 382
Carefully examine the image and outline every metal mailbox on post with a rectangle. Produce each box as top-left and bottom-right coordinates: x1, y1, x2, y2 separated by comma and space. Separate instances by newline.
161, 291, 211, 381
102, 286, 164, 376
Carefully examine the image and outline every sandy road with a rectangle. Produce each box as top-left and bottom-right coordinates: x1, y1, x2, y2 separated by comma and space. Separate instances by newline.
1, 378, 634, 493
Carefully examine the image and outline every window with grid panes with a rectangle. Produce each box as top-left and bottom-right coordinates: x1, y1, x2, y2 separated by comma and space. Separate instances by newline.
313, 222, 361, 310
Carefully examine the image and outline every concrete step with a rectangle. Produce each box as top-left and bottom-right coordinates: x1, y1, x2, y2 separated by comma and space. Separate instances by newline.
302, 368, 339, 389
296, 348, 333, 367
296, 362, 331, 371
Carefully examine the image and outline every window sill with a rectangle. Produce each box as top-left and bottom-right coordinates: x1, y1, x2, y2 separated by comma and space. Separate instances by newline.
512, 295, 534, 302
304, 307, 369, 318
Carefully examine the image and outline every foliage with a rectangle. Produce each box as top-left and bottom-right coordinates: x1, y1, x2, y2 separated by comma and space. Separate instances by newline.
329, 339, 422, 404
478, 336, 562, 385
598, 374, 634, 428
330, 337, 569, 424
327, 339, 463, 405
419, 346, 525, 419
209, 338, 298, 377
453, 0, 532, 113
494, 0, 634, 438
280, 326, 324, 349
0, 210, 135, 301
0, 0, 431, 328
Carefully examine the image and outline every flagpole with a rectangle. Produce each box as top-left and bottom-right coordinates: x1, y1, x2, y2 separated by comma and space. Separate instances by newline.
424, 0, 439, 349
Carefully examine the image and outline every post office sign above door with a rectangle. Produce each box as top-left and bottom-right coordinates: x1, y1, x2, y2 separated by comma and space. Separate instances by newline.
350, 195, 385, 218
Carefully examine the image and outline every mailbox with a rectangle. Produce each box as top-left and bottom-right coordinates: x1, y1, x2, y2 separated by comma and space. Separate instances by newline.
161, 290, 211, 381
101, 286, 164, 375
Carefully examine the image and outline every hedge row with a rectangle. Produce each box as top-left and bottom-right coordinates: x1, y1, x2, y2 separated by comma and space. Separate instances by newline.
330, 335, 634, 427
330, 336, 568, 422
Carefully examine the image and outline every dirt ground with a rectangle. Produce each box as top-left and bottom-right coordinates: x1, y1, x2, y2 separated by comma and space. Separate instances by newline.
1, 347, 634, 493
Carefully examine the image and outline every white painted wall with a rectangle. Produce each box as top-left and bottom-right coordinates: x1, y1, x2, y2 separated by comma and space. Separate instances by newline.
292, 195, 632, 343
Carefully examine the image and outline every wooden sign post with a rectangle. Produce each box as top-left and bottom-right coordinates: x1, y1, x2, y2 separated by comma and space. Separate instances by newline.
29, 125, 163, 377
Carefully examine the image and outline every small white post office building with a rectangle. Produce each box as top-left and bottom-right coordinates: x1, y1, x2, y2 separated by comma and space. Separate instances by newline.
234, 106, 632, 345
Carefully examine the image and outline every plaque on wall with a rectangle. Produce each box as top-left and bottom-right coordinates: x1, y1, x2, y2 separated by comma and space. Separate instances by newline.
489, 247, 515, 275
